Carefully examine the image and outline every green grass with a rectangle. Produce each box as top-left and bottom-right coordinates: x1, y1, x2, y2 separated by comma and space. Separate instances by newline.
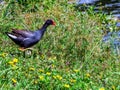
0, 0, 120, 90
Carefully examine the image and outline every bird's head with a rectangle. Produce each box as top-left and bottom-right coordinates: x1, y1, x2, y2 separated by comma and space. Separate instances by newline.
46, 19, 56, 26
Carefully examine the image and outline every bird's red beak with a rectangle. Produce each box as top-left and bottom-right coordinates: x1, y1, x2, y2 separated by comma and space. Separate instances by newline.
52, 21, 56, 25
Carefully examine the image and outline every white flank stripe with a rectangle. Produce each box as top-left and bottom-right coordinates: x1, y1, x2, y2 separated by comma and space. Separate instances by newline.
8, 34, 17, 39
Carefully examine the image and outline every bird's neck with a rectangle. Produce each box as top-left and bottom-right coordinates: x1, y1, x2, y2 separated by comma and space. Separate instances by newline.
38, 23, 49, 35
41, 23, 49, 31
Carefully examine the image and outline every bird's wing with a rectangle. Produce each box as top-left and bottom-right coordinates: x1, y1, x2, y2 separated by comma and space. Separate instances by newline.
12, 29, 34, 38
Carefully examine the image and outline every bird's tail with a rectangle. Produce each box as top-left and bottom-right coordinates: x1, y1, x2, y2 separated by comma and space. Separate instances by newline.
5, 32, 17, 39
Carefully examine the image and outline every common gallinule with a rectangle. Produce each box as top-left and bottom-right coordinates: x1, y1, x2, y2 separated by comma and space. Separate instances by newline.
6, 19, 55, 51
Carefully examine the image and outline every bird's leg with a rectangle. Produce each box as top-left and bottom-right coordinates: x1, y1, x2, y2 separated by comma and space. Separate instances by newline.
18, 47, 26, 58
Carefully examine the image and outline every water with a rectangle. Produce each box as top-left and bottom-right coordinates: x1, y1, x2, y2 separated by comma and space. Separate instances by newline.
77, 0, 120, 54
77, 0, 120, 17
102, 31, 120, 54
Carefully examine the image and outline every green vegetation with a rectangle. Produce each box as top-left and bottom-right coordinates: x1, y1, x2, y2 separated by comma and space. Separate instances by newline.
0, 0, 120, 90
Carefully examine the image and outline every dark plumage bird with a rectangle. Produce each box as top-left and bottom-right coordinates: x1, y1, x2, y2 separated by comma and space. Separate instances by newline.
6, 19, 55, 51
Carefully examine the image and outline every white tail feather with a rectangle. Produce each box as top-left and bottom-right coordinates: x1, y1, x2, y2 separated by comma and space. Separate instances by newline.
8, 34, 17, 39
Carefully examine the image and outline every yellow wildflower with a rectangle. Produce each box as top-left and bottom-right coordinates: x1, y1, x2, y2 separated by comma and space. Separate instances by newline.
99, 87, 105, 90
64, 84, 70, 88
74, 69, 79, 73
70, 79, 76, 83
12, 78, 17, 83
29, 67, 35, 71
39, 69, 44, 73
53, 76, 57, 79
12, 58, 18, 63
8, 58, 18, 67
86, 73, 90, 78
39, 76, 44, 81
56, 75, 62, 80
8, 61, 14, 66
0, 53, 7, 57
46, 72, 51, 75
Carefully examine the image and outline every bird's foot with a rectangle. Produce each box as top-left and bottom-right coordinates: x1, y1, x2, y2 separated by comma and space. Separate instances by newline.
18, 47, 26, 51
